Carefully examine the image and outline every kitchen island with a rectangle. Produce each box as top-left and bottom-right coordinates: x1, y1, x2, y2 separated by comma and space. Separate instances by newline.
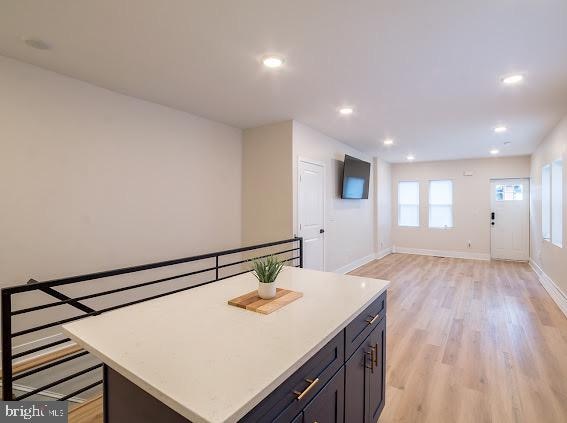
63, 266, 389, 423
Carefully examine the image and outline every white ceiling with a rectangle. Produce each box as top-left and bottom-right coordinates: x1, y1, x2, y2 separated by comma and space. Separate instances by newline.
1, 0, 566, 162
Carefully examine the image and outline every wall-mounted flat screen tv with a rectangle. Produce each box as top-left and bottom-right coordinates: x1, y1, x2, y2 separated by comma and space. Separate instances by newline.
341, 155, 371, 199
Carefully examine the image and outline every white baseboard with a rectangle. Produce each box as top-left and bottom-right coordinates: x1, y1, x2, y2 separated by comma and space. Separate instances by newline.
529, 260, 567, 318
334, 253, 378, 274
392, 246, 490, 261
334, 248, 393, 274
375, 247, 393, 260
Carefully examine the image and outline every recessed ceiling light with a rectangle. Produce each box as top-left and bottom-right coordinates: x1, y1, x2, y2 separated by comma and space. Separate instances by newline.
339, 107, 354, 116
23, 37, 50, 50
490, 149, 500, 155
406, 154, 415, 161
501, 74, 524, 85
262, 55, 284, 68
383, 139, 394, 146
494, 126, 507, 133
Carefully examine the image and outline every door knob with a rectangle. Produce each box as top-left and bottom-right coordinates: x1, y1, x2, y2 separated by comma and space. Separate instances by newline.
319, 229, 325, 234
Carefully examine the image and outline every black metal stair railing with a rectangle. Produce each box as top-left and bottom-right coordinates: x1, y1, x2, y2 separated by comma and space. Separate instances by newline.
1, 237, 303, 402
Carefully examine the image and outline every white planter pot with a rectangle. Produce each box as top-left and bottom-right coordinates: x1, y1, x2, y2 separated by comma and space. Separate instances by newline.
258, 281, 277, 299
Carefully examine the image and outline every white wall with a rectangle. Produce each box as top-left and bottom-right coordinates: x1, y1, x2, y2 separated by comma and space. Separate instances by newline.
0, 56, 243, 287
242, 122, 293, 245
374, 158, 392, 256
391, 156, 531, 258
292, 122, 375, 272
530, 116, 567, 300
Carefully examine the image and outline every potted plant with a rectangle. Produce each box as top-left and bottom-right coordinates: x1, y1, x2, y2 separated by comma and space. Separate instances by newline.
251, 255, 285, 299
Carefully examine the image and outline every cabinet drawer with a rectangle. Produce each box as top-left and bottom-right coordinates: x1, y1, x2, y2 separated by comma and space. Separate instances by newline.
241, 331, 344, 423
345, 291, 386, 359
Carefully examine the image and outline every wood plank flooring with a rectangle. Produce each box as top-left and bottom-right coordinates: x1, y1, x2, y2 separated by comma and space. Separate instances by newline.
69, 395, 103, 423
350, 254, 567, 423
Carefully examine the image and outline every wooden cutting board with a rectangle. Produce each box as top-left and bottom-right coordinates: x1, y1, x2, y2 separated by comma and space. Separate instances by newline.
228, 288, 303, 315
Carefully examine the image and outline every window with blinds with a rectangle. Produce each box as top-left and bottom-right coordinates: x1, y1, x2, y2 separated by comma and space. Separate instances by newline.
429, 180, 453, 228
398, 181, 420, 227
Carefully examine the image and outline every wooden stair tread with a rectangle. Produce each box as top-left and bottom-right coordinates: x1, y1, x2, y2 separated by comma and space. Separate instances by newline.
1, 344, 82, 379
69, 394, 103, 423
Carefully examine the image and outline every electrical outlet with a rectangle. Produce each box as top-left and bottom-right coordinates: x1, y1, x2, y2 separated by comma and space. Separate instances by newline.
467, 240, 472, 248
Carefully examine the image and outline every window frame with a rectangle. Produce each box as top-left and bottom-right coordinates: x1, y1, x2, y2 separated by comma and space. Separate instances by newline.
428, 179, 454, 229
551, 159, 563, 248
542, 164, 551, 241
397, 180, 420, 228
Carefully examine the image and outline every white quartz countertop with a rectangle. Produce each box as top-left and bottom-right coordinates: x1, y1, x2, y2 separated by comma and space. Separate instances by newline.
63, 266, 389, 423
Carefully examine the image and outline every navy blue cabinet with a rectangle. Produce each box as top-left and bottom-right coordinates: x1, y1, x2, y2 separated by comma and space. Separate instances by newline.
303, 367, 344, 423
367, 318, 386, 423
345, 292, 386, 359
242, 292, 387, 423
241, 331, 344, 423
344, 338, 367, 422
291, 412, 303, 423
345, 317, 386, 423
243, 291, 387, 423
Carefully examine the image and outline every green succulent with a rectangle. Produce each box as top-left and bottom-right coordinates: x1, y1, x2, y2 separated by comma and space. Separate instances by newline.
251, 255, 285, 284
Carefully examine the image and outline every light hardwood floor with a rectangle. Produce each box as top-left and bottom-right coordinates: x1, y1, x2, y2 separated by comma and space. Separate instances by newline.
69, 395, 103, 423
350, 253, 567, 423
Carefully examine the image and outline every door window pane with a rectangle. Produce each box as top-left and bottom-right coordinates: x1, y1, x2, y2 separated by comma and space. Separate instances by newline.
398, 181, 419, 227
495, 184, 523, 201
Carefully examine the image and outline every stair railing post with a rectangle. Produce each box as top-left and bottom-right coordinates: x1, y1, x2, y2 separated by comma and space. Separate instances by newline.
2, 289, 13, 400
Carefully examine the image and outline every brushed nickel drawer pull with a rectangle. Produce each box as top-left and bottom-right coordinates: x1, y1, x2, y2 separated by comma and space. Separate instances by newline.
366, 314, 379, 325
293, 378, 319, 401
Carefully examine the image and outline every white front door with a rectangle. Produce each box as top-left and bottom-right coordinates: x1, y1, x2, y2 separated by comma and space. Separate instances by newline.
490, 178, 530, 261
298, 160, 325, 270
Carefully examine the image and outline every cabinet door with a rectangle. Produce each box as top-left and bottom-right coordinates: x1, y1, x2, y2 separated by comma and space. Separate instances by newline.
366, 318, 386, 423
303, 368, 344, 423
345, 319, 387, 423
345, 331, 372, 423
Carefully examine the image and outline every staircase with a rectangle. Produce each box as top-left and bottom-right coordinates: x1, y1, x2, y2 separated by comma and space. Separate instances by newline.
1, 344, 103, 423
1, 238, 303, 423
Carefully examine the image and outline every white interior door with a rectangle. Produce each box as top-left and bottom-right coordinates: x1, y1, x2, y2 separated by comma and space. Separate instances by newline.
298, 160, 325, 270
490, 178, 529, 261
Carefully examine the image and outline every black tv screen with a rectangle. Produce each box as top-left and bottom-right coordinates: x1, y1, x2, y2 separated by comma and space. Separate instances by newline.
341, 155, 370, 199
